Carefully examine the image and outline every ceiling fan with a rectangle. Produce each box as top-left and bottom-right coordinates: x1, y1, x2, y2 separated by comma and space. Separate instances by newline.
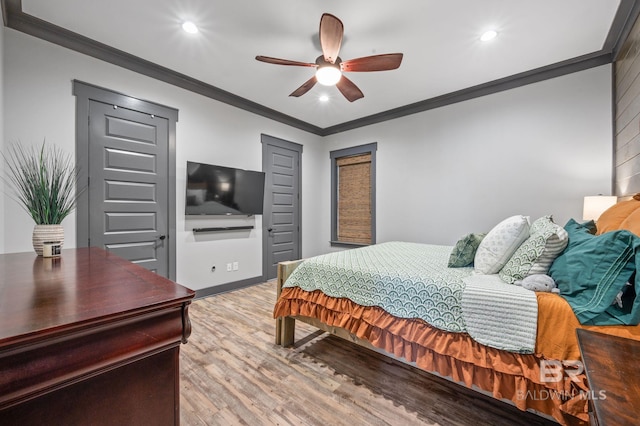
256, 13, 403, 102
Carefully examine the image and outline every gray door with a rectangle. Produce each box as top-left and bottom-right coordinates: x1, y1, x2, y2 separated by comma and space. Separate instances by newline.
88, 100, 169, 275
262, 135, 302, 280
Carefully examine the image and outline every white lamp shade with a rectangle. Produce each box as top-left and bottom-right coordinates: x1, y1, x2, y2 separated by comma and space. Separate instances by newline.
583, 196, 617, 221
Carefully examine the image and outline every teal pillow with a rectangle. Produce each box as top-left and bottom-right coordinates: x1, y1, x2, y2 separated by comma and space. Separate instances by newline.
549, 219, 640, 325
563, 219, 596, 246
448, 233, 486, 267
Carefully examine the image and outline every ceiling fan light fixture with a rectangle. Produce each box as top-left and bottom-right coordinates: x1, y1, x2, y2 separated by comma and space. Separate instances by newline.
182, 21, 199, 34
316, 66, 342, 86
480, 30, 498, 42
256, 14, 402, 101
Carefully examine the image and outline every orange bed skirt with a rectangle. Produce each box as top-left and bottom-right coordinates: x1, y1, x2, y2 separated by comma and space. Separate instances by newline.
274, 287, 640, 426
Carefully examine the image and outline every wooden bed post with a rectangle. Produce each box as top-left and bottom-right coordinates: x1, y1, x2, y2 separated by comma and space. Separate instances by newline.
276, 260, 303, 346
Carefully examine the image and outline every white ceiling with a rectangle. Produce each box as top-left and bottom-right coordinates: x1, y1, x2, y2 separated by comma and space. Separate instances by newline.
22, 0, 621, 129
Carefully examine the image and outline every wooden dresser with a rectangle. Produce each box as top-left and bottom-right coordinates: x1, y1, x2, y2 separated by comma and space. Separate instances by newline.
0, 248, 195, 425
577, 328, 640, 426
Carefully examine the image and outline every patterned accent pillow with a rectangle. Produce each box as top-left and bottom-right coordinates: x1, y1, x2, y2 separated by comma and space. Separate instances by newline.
474, 215, 530, 274
448, 233, 486, 267
499, 215, 569, 284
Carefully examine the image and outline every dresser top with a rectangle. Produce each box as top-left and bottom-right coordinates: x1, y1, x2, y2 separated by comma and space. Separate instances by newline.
0, 247, 194, 345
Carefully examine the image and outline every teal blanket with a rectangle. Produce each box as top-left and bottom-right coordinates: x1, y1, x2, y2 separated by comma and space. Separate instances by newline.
550, 219, 640, 326
284, 242, 473, 332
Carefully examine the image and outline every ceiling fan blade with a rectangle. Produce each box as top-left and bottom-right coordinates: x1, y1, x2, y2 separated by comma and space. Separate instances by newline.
341, 53, 404, 72
336, 75, 364, 102
319, 13, 344, 64
289, 76, 318, 97
255, 56, 317, 67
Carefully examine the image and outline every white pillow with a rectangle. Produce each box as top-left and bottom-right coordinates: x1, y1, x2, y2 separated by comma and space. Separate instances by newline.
498, 216, 569, 283
474, 215, 530, 274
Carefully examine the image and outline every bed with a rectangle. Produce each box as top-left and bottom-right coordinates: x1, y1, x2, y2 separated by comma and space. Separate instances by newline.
273, 205, 640, 426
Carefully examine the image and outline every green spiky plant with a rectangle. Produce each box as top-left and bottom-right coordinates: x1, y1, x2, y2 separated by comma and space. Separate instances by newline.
2, 141, 80, 224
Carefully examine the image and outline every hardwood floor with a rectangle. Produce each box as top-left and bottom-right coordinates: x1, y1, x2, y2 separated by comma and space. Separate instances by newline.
180, 281, 558, 426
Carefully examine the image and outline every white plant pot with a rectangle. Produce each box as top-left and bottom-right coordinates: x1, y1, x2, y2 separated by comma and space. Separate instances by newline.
32, 224, 65, 256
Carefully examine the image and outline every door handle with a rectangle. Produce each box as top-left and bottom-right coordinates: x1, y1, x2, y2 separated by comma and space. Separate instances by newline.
267, 228, 273, 233
158, 235, 166, 240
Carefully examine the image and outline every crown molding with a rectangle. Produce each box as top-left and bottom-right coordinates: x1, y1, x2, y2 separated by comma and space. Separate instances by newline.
2, 0, 638, 136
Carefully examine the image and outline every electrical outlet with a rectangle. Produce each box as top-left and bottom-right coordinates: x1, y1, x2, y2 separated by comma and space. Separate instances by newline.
233, 261, 239, 271
226, 263, 232, 272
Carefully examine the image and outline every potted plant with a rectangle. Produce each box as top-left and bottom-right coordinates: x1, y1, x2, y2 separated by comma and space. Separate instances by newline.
2, 141, 80, 255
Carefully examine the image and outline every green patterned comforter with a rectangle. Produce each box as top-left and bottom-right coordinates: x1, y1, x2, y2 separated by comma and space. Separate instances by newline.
283, 241, 473, 332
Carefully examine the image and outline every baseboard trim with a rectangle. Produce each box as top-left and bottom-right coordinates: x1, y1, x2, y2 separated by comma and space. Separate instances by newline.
194, 275, 264, 299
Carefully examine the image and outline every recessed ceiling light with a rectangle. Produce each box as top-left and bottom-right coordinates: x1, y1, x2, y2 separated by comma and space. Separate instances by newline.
182, 21, 198, 34
480, 30, 498, 42
319, 95, 330, 102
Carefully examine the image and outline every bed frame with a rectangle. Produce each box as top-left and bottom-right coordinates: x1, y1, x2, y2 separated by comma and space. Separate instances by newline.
274, 259, 529, 372
275, 259, 384, 354
274, 259, 585, 425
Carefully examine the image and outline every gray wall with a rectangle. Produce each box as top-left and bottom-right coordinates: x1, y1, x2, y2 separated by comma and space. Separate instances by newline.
315, 65, 613, 254
1, 27, 613, 291
2, 28, 324, 290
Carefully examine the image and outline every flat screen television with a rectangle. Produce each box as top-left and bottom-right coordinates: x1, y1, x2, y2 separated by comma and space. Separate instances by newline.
185, 161, 265, 216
